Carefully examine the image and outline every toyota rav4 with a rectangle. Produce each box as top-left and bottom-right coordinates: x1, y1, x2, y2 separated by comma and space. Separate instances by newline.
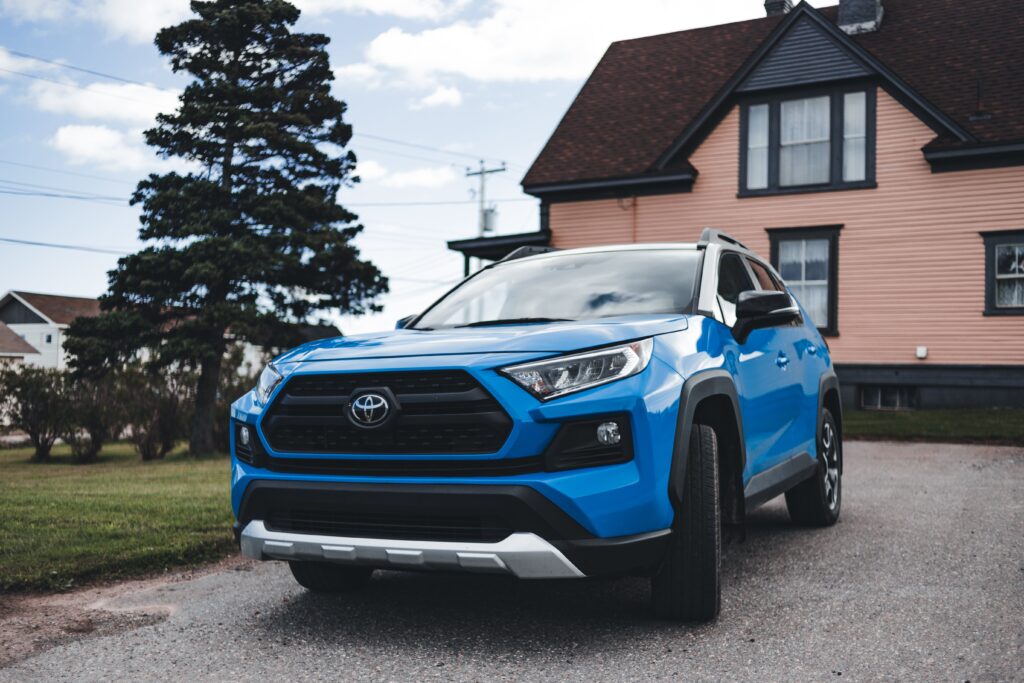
232, 229, 843, 622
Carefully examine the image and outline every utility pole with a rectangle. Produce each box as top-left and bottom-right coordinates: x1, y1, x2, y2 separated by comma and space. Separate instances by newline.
466, 160, 507, 237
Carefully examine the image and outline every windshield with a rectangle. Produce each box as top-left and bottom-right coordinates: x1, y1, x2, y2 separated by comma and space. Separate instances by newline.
413, 249, 701, 329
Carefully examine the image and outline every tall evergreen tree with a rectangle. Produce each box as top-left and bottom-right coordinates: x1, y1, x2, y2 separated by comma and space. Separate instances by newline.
68, 0, 387, 455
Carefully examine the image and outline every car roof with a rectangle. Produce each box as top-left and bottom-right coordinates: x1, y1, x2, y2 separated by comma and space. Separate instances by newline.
502, 242, 700, 264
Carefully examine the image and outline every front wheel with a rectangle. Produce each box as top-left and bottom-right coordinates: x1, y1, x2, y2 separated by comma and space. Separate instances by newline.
651, 423, 721, 622
785, 408, 842, 526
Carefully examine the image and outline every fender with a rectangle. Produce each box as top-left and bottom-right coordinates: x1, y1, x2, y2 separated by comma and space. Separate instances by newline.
668, 369, 747, 507
817, 369, 842, 472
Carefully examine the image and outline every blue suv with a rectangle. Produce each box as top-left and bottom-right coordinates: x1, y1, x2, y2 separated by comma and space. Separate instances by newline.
232, 229, 842, 622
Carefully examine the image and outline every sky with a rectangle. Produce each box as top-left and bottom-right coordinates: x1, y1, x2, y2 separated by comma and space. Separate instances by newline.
0, 0, 831, 335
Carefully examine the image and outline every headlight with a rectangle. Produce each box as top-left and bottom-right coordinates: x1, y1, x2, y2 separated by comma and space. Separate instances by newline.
501, 339, 653, 400
255, 363, 283, 406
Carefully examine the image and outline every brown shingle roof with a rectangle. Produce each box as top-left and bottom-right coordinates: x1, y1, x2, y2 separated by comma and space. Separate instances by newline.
13, 291, 102, 325
523, 0, 1024, 188
0, 321, 39, 356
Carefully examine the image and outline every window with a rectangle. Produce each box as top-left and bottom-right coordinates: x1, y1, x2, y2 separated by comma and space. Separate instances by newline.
740, 87, 875, 195
413, 250, 701, 329
982, 230, 1024, 315
780, 96, 830, 186
768, 226, 841, 336
861, 385, 917, 411
716, 253, 756, 327
843, 92, 867, 182
746, 104, 769, 190
747, 259, 783, 292
45, 334, 53, 344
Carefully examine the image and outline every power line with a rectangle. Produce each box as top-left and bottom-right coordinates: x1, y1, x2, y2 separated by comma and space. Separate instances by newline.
0, 236, 459, 283
0, 177, 126, 201
354, 132, 501, 164
0, 159, 135, 186
0, 236, 131, 255
0, 189, 126, 205
355, 144, 462, 168
0, 67, 159, 104
349, 198, 535, 207
4, 49, 157, 88
2, 50, 527, 170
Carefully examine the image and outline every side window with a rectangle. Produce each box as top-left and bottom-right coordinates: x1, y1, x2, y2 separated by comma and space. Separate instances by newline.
746, 259, 784, 292
717, 253, 755, 327
981, 230, 1024, 315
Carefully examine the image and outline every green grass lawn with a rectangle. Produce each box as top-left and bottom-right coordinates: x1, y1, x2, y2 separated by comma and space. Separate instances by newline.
0, 442, 234, 592
844, 408, 1024, 446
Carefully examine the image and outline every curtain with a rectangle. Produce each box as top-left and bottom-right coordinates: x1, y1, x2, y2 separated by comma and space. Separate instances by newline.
843, 92, 867, 182
746, 104, 769, 190
780, 96, 830, 186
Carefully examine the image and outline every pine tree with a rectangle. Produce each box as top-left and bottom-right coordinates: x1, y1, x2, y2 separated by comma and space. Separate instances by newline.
69, 0, 387, 455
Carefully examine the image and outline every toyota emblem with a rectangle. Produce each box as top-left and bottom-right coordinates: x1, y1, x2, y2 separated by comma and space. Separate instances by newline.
350, 393, 390, 427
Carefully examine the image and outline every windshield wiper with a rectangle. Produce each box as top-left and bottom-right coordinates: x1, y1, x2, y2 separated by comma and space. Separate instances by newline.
455, 317, 573, 328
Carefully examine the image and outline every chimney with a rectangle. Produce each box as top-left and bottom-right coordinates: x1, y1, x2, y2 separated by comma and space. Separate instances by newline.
764, 0, 793, 16
838, 0, 884, 34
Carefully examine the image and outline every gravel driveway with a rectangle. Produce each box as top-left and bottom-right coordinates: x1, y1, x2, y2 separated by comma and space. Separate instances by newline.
2, 441, 1022, 682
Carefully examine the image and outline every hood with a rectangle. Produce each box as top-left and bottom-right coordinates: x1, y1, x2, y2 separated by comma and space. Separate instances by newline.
275, 314, 690, 364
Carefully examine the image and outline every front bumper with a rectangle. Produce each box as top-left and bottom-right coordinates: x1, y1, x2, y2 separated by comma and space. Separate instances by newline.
240, 523, 586, 579
234, 480, 671, 577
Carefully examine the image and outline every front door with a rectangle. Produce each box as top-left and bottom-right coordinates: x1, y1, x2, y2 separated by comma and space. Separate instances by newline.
715, 252, 802, 480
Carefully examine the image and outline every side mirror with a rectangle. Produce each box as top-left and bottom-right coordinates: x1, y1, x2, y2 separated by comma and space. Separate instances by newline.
734, 290, 801, 342
395, 315, 416, 330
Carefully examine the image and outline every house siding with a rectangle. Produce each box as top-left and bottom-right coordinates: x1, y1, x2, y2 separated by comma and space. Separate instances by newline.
548, 91, 1024, 367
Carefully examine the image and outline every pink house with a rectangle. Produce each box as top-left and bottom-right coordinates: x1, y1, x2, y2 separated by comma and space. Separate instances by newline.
450, 0, 1024, 410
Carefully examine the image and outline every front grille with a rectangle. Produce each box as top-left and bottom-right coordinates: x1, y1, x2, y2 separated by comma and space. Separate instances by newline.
262, 370, 513, 455
265, 509, 513, 542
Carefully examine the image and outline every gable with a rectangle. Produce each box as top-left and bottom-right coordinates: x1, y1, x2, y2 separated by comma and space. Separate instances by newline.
738, 16, 871, 93
0, 297, 46, 325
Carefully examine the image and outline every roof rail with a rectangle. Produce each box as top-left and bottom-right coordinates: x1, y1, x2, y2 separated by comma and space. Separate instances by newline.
500, 245, 559, 262
699, 228, 748, 250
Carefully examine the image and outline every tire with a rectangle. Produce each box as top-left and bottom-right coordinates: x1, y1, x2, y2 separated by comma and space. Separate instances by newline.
288, 561, 374, 593
651, 423, 721, 622
785, 407, 842, 527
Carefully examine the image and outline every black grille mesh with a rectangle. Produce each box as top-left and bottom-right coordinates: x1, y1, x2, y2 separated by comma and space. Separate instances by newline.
263, 370, 512, 455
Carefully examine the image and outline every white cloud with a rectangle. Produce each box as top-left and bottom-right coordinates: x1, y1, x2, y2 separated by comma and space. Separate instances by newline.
350, 159, 458, 188
28, 80, 179, 125
50, 124, 164, 171
0, 0, 471, 43
82, 0, 191, 42
333, 62, 383, 88
0, 0, 71, 22
381, 165, 458, 189
355, 159, 388, 182
411, 84, 462, 110
347, 0, 828, 84
295, 0, 467, 21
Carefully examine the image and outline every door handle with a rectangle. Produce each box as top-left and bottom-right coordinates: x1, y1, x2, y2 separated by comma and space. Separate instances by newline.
776, 352, 790, 369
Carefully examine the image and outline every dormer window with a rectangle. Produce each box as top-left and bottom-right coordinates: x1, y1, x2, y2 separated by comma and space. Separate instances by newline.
740, 86, 875, 196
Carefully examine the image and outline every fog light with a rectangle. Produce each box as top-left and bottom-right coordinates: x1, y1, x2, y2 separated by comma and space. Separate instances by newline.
239, 426, 251, 447
596, 421, 621, 446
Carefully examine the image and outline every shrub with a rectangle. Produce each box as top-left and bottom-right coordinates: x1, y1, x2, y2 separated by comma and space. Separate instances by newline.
120, 367, 193, 461
62, 374, 122, 464
0, 366, 72, 462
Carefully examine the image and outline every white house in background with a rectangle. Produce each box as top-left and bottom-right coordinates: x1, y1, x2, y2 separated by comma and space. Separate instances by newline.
0, 321, 41, 365
0, 291, 100, 369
